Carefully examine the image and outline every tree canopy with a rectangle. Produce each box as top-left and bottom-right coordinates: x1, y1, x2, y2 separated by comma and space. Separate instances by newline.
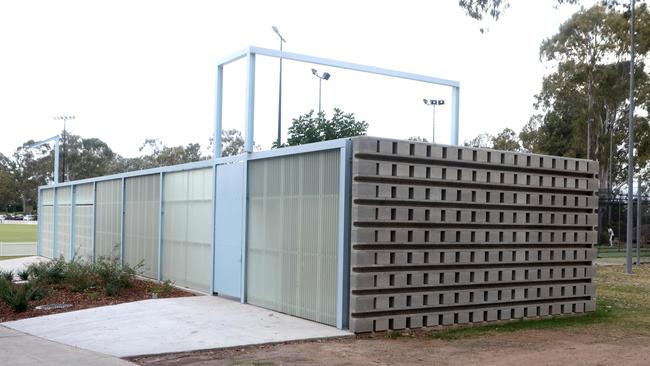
466, 3, 650, 193
285, 108, 369, 146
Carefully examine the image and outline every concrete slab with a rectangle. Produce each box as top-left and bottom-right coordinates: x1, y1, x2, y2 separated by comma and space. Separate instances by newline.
0, 326, 133, 366
0, 256, 48, 277
3, 296, 352, 357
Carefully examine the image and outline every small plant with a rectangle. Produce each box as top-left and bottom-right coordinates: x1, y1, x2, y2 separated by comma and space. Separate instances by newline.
64, 259, 98, 292
17, 270, 29, 281
0, 270, 13, 282
94, 256, 142, 296
87, 291, 99, 302
27, 257, 66, 284
152, 280, 175, 297
0, 279, 41, 313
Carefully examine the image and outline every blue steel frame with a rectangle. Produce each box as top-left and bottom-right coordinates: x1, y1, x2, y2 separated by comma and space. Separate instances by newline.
213, 46, 461, 157
36, 138, 353, 329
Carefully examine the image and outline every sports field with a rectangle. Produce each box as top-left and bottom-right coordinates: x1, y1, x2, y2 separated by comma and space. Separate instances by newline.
0, 224, 37, 243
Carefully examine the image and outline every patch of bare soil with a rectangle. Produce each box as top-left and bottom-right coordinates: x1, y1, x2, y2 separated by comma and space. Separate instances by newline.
0, 279, 194, 322
130, 327, 650, 366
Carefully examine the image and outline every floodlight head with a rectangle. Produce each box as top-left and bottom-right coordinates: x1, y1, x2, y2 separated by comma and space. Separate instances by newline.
430, 99, 436, 105
312, 68, 317, 75
438, 100, 446, 105
322, 72, 330, 80
272, 26, 279, 33
423, 99, 429, 105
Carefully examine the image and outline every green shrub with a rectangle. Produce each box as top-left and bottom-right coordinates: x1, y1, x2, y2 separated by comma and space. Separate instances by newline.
27, 257, 66, 284
0, 280, 41, 313
94, 256, 142, 296
0, 278, 10, 299
64, 259, 98, 292
152, 279, 175, 297
0, 270, 13, 282
17, 270, 29, 281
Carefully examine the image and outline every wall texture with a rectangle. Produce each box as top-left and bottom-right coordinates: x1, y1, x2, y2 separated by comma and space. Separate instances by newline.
348, 137, 598, 332
247, 149, 340, 326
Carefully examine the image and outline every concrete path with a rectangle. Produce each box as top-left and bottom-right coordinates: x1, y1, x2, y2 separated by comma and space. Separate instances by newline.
0, 326, 133, 365
0, 256, 48, 277
3, 296, 352, 358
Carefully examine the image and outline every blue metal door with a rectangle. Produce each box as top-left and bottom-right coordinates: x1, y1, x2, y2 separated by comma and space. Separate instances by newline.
213, 161, 245, 298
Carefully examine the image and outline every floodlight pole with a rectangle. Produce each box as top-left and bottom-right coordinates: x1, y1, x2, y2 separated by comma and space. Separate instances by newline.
272, 26, 286, 147
312, 68, 330, 115
626, 0, 636, 274
53, 115, 75, 182
423, 99, 445, 143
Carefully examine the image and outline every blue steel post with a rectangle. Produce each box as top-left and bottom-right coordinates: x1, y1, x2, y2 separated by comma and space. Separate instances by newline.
157, 172, 164, 281
210, 163, 218, 294
451, 86, 460, 145
240, 160, 248, 303
91, 181, 97, 261
214, 65, 224, 158
244, 52, 256, 153
336, 140, 352, 329
37, 187, 42, 256
120, 177, 125, 267
70, 185, 76, 260
52, 187, 58, 258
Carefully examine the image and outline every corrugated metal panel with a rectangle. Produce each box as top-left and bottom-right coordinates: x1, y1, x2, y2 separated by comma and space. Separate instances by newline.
74, 206, 93, 259
124, 174, 160, 279
42, 188, 54, 205
75, 183, 94, 205
162, 168, 212, 293
40, 206, 54, 258
95, 180, 122, 259
55, 187, 71, 260
247, 149, 340, 326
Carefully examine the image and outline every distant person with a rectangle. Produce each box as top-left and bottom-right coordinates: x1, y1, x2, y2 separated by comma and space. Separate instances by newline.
608, 227, 615, 247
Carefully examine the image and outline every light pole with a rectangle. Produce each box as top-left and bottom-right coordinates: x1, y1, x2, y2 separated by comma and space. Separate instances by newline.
311, 68, 330, 115
626, 0, 636, 274
423, 99, 445, 143
272, 26, 286, 147
53, 115, 75, 182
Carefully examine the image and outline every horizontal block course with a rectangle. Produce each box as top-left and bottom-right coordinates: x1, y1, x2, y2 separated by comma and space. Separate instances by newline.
349, 137, 598, 333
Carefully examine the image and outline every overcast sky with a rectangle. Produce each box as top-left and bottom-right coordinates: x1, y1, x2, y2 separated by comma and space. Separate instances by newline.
0, 0, 590, 159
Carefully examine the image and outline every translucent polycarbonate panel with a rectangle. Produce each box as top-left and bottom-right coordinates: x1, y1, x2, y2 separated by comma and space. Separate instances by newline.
162, 168, 212, 293
75, 183, 94, 205
55, 187, 72, 260
74, 206, 93, 259
247, 149, 340, 326
95, 180, 122, 259
124, 174, 160, 279
56, 185, 72, 205
42, 188, 54, 205
40, 206, 54, 258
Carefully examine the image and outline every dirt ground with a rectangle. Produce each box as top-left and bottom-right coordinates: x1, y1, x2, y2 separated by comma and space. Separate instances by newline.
132, 265, 650, 366
131, 327, 650, 366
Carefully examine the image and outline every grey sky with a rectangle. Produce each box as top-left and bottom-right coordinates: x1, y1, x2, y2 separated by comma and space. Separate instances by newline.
0, 0, 588, 158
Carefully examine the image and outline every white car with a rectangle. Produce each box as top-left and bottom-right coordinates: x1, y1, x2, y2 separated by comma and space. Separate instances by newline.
24, 214, 36, 221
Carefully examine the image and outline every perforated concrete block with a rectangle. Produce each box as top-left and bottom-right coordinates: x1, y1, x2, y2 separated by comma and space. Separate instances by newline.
349, 137, 598, 333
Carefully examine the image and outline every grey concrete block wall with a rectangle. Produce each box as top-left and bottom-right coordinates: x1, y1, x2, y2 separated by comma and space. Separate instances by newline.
349, 136, 598, 333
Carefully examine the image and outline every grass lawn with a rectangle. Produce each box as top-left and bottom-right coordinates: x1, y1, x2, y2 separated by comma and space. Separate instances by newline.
427, 264, 650, 340
0, 224, 37, 243
597, 245, 650, 258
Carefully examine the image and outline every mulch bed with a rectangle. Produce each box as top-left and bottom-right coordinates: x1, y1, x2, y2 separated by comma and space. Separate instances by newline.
0, 279, 195, 322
